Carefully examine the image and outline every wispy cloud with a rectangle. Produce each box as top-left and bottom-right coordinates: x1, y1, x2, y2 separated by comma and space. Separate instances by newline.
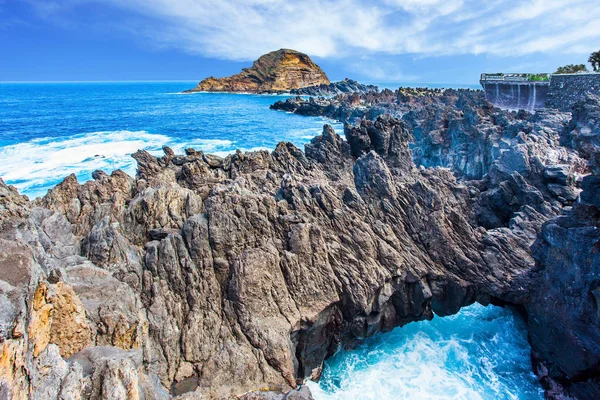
347, 57, 420, 81
22, 0, 600, 61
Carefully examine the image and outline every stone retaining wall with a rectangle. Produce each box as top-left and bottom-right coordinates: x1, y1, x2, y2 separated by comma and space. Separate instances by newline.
480, 81, 548, 111
480, 73, 600, 112
545, 73, 600, 111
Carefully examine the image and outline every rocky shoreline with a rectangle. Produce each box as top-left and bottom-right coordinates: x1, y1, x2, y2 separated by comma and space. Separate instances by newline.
1, 88, 599, 399
289, 79, 378, 96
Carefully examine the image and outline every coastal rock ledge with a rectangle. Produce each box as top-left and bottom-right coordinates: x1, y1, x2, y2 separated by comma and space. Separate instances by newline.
184, 49, 330, 94
1, 91, 599, 399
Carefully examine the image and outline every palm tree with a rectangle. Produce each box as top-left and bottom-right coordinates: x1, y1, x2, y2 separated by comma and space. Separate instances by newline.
589, 50, 600, 72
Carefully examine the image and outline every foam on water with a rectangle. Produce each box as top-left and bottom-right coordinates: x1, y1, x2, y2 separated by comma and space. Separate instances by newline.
0, 82, 344, 198
0, 130, 239, 198
308, 304, 543, 400
0, 82, 542, 399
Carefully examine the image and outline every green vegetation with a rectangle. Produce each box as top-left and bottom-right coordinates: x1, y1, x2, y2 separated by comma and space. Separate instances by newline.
527, 74, 550, 82
589, 50, 600, 72
555, 64, 588, 74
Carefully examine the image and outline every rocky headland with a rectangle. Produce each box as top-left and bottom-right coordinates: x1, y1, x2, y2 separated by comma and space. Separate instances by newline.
183, 49, 330, 94
1, 87, 599, 399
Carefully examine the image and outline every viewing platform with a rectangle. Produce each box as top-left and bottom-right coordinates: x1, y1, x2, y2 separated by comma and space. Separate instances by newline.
480, 72, 599, 111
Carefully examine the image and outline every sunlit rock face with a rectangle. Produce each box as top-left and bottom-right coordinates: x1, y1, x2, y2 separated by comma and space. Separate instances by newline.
0, 90, 597, 399
184, 49, 330, 94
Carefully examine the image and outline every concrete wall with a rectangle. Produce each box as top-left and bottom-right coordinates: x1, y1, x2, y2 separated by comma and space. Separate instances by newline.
480, 73, 600, 112
481, 81, 549, 111
545, 73, 600, 111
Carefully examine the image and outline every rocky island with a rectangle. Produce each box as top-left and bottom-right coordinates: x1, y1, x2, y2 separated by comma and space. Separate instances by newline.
1, 81, 600, 399
183, 49, 330, 94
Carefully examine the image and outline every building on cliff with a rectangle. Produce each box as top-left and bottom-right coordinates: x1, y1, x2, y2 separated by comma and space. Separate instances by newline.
480, 72, 600, 111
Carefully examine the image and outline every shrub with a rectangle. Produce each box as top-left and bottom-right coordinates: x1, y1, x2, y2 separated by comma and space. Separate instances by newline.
555, 64, 588, 74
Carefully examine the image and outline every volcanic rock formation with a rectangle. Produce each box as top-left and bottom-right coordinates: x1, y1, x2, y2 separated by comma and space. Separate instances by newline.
0, 90, 599, 399
184, 49, 330, 94
272, 88, 600, 398
528, 95, 600, 400
289, 79, 378, 96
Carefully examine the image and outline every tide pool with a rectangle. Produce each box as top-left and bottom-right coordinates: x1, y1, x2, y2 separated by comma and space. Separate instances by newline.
308, 304, 542, 400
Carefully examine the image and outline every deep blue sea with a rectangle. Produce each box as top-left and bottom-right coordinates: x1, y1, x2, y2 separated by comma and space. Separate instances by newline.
0, 81, 342, 198
0, 81, 540, 399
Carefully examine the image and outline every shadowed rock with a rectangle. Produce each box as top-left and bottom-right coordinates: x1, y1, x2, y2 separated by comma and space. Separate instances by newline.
0, 92, 597, 399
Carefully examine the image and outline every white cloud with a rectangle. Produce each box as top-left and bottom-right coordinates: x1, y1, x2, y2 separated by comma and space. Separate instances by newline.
24, 0, 600, 61
347, 58, 419, 81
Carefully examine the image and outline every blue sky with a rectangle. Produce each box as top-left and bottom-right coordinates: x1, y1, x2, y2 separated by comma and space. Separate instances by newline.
2, 0, 599, 84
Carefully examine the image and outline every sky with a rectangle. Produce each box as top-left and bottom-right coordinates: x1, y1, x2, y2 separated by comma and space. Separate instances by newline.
1, 0, 599, 84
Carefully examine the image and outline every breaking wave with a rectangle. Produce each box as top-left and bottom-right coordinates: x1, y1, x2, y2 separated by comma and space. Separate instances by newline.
0, 130, 235, 198
308, 304, 543, 400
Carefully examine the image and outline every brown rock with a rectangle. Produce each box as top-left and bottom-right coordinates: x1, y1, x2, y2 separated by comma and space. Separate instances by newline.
29, 282, 91, 359
29, 283, 53, 357
48, 282, 91, 358
0, 339, 28, 400
184, 49, 330, 94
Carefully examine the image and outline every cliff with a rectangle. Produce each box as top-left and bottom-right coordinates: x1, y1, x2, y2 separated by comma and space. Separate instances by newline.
272, 89, 600, 398
184, 49, 330, 94
0, 90, 598, 399
529, 95, 600, 399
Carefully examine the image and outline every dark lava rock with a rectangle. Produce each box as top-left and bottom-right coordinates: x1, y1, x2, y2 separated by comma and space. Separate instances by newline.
0, 92, 598, 399
290, 78, 378, 96
527, 95, 600, 398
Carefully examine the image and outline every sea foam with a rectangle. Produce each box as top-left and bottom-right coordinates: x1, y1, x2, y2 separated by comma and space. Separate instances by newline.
307, 304, 543, 400
0, 130, 236, 198
0, 82, 343, 199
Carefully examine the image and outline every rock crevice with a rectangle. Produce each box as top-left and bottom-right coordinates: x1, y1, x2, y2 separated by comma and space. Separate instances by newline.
0, 92, 599, 399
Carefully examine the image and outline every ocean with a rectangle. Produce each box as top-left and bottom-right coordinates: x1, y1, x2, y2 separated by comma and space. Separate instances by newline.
307, 304, 543, 400
0, 81, 342, 198
0, 81, 540, 399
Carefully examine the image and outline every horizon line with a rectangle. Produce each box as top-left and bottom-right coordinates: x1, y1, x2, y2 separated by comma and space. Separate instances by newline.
0, 79, 482, 86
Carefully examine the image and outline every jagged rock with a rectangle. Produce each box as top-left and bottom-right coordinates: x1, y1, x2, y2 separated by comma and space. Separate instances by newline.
184, 49, 330, 94
353, 151, 396, 198
1, 91, 599, 399
0, 178, 30, 225
526, 95, 600, 398
290, 78, 378, 96
14, 121, 542, 397
240, 386, 313, 400
544, 165, 574, 185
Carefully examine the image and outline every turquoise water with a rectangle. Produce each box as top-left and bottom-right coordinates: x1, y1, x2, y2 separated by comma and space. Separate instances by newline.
0, 81, 341, 198
308, 304, 542, 400
0, 82, 540, 399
